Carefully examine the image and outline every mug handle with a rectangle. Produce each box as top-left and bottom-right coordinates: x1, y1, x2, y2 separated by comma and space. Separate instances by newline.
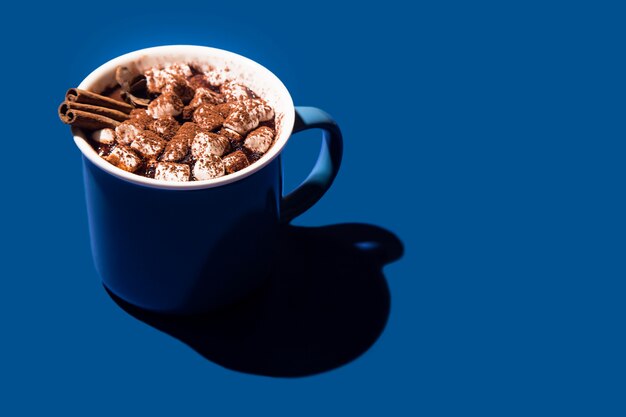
280, 106, 343, 223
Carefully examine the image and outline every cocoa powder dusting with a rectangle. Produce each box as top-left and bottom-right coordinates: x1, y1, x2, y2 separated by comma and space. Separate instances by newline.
85, 62, 277, 181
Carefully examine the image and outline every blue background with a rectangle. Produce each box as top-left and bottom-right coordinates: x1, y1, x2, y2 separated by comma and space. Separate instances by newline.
2, 1, 625, 415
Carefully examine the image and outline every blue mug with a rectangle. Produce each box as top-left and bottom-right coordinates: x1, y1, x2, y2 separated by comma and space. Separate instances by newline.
72, 46, 343, 314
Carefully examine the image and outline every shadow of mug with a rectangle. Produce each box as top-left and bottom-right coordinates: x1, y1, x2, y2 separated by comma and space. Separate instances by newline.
107, 223, 404, 377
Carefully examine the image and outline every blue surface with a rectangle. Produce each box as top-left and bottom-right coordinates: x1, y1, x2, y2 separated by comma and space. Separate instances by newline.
2, 1, 625, 415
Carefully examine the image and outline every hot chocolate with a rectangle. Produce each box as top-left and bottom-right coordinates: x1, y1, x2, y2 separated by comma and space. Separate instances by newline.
59, 63, 277, 182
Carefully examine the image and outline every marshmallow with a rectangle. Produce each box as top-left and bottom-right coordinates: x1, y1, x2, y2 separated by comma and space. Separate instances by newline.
146, 69, 175, 94
149, 116, 180, 141
154, 162, 190, 182
246, 99, 274, 122
160, 122, 199, 162
192, 104, 224, 131
166, 63, 193, 78
115, 120, 145, 145
91, 128, 116, 144
199, 65, 231, 87
130, 130, 167, 159
220, 81, 251, 101
145, 64, 193, 94
193, 155, 225, 180
183, 88, 223, 120
192, 132, 230, 158
214, 102, 237, 118
244, 126, 274, 154
219, 127, 243, 142
188, 87, 224, 109
223, 99, 274, 135
147, 92, 184, 119
160, 139, 188, 162
223, 150, 250, 174
162, 74, 195, 103
105, 145, 142, 172
223, 107, 257, 135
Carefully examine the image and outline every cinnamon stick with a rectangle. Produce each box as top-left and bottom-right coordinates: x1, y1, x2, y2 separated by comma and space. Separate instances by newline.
59, 107, 120, 130
59, 101, 130, 123
66, 88, 134, 114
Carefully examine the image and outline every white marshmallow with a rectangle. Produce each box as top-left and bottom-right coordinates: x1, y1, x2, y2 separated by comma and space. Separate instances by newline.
220, 81, 250, 101
244, 126, 274, 154
147, 93, 183, 119
130, 131, 167, 159
146, 64, 194, 93
189, 87, 223, 109
223, 99, 275, 135
223, 150, 250, 174
193, 155, 225, 180
191, 132, 230, 158
91, 128, 116, 144
219, 127, 243, 142
154, 162, 190, 182
245, 99, 274, 122
115, 120, 143, 145
105, 146, 142, 172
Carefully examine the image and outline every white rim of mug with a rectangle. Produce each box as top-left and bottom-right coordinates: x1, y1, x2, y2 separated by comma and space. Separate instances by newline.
72, 45, 296, 190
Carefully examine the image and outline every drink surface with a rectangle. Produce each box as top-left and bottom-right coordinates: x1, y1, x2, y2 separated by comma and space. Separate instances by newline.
61, 62, 277, 182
